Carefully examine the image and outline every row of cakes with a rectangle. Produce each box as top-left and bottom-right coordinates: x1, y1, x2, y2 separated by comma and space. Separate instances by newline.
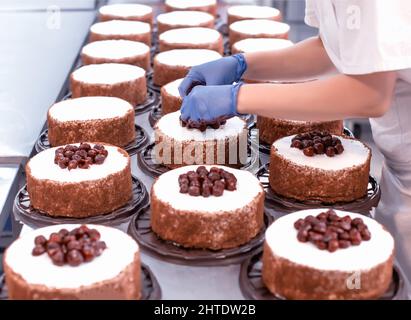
96, 0, 285, 25
25, 3, 225, 217
36, 1, 237, 219
106, 2, 394, 300
48, 2, 285, 169
2, 1, 247, 300
3, 2, 395, 300
2, 3, 158, 300
31, 1, 252, 217
5, 134, 393, 301
51, 2, 228, 148
150, 83, 394, 300
5, 162, 395, 300
5, 137, 393, 300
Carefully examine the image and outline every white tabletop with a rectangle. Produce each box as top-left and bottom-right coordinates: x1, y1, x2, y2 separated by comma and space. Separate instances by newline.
0, 8, 95, 157
0, 3, 95, 234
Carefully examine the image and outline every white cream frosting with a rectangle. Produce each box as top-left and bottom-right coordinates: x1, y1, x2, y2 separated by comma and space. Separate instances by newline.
165, 0, 216, 9
82, 40, 149, 59
99, 3, 152, 18
160, 27, 220, 45
27, 144, 128, 183
155, 49, 221, 67
273, 135, 370, 171
163, 78, 183, 98
156, 111, 245, 142
157, 11, 213, 27
72, 63, 145, 85
5, 224, 139, 289
265, 209, 394, 272
90, 20, 151, 36
233, 38, 293, 53
153, 165, 262, 212
230, 19, 290, 36
228, 5, 280, 19
48, 97, 133, 122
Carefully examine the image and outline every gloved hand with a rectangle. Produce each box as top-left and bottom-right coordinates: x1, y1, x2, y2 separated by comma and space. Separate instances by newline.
178, 54, 247, 98
180, 82, 243, 123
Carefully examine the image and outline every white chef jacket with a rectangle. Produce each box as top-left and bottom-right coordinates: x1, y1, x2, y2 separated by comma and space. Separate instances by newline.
305, 0, 411, 287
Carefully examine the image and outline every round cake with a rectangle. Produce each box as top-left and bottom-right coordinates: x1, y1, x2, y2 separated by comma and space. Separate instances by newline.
165, 0, 217, 16
161, 78, 183, 115
229, 19, 290, 47
89, 20, 151, 46
269, 132, 371, 203
232, 38, 293, 55
153, 49, 221, 86
81, 40, 150, 71
99, 3, 153, 26
262, 209, 394, 299
70, 63, 147, 106
227, 5, 282, 25
47, 97, 135, 148
26, 143, 132, 217
157, 11, 215, 34
231, 38, 294, 84
151, 165, 264, 250
258, 118, 343, 146
154, 111, 248, 168
4, 224, 141, 300
158, 27, 223, 54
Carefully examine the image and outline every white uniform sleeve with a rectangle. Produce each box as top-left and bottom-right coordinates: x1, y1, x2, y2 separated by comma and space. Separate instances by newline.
304, 0, 319, 28
324, 0, 411, 74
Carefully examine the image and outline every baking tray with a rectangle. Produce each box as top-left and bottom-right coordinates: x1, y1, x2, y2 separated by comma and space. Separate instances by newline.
128, 207, 272, 267
0, 263, 161, 300
13, 176, 149, 229
135, 88, 160, 115
137, 140, 259, 178
147, 70, 161, 94
256, 163, 380, 216
239, 251, 407, 300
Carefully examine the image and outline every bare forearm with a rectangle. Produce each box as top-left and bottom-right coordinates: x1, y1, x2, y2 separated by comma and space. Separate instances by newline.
243, 36, 336, 82
237, 72, 396, 121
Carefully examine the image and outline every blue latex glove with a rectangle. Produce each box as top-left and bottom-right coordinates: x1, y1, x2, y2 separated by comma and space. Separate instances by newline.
178, 54, 247, 97
180, 82, 243, 123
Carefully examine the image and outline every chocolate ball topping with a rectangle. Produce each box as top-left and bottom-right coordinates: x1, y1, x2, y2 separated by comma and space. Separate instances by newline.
180, 116, 227, 132
54, 143, 108, 170
291, 131, 344, 157
32, 225, 107, 266
178, 166, 237, 198
294, 209, 371, 252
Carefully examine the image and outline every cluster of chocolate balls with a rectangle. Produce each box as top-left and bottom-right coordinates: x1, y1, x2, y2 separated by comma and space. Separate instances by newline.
294, 209, 371, 252
178, 166, 237, 197
291, 131, 344, 157
54, 143, 108, 170
32, 225, 107, 267
180, 115, 227, 132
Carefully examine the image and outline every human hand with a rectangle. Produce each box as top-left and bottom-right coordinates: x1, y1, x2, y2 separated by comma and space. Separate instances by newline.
178, 54, 247, 98
180, 82, 243, 124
